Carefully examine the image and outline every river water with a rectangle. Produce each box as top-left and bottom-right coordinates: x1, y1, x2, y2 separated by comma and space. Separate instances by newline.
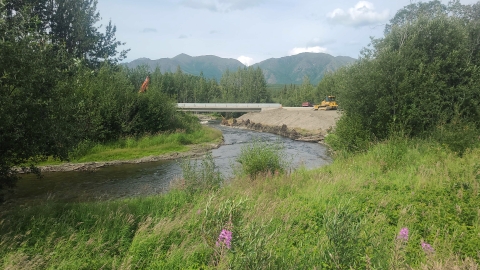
12, 123, 332, 204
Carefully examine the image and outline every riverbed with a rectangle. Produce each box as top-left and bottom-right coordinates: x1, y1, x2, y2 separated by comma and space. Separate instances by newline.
9, 122, 332, 204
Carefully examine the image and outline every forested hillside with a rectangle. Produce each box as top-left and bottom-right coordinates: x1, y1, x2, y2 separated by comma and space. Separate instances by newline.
125, 52, 356, 85
125, 54, 245, 82
252, 52, 356, 84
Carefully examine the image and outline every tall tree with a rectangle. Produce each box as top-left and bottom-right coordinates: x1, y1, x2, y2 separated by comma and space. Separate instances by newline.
327, 1, 480, 152
4, 0, 128, 67
0, 5, 75, 195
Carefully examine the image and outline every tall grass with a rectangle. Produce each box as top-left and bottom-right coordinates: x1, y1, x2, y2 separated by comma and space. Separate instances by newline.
1, 138, 479, 269
176, 152, 223, 195
236, 139, 290, 179
41, 126, 222, 164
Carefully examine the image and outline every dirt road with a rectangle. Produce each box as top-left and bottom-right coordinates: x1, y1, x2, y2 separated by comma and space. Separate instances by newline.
237, 108, 341, 135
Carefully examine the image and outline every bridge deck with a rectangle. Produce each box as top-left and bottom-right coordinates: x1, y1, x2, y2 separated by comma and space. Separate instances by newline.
177, 103, 282, 112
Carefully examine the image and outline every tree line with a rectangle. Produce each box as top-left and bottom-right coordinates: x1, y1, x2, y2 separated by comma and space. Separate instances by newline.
130, 65, 270, 104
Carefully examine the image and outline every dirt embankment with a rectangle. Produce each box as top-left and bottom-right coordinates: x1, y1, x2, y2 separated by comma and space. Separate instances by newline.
222, 108, 341, 142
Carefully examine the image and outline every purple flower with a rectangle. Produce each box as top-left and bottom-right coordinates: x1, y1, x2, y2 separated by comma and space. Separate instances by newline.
216, 229, 232, 249
421, 241, 434, 254
397, 227, 409, 241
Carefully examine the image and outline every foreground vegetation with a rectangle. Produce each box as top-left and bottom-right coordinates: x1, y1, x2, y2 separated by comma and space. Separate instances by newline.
1, 139, 479, 269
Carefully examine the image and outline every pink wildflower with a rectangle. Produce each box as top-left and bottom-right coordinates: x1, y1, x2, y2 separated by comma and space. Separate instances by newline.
421, 241, 434, 254
216, 229, 232, 249
397, 227, 409, 241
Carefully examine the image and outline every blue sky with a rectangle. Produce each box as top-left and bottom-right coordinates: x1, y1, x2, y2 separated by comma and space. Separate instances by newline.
96, 0, 478, 65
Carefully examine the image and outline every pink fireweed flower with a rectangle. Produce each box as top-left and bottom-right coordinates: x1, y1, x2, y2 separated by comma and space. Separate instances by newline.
397, 227, 409, 241
421, 241, 434, 254
216, 229, 232, 249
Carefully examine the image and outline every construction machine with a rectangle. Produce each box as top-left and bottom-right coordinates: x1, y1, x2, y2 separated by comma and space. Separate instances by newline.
313, 96, 338, 110
139, 76, 150, 93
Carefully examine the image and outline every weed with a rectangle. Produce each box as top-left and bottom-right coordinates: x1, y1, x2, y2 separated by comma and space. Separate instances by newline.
177, 152, 223, 195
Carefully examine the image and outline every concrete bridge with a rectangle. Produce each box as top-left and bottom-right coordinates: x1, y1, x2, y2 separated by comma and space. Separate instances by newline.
177, 103, 282, 112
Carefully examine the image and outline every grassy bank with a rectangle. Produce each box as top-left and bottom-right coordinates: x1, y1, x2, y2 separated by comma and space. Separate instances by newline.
39, 126, 223, 165
1, 139, 479, 269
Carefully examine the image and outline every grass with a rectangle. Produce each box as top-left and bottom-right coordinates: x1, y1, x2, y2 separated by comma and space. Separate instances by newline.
39, 126, 223, 164
1, 138, 479, 269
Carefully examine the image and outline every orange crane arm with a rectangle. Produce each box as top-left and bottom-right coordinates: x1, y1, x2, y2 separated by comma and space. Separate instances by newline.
139, 76, 150, 93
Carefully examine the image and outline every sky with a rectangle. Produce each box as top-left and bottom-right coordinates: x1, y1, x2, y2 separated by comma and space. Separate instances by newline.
96, 0, 478, 65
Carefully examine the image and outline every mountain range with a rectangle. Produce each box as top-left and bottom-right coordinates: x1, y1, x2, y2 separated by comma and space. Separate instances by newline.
124, 52, 356, 85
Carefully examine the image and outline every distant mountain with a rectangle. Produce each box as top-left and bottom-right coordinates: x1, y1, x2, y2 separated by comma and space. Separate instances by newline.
124, 53, 356, 84
252, 53, 356, 84
124, 53, 244, 81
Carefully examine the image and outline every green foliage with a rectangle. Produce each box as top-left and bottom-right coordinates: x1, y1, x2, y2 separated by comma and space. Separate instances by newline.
126, 64, 221, 103
431, 117, 480, 156
325, 1, 480, 153
60, 126, 222, 163
324, 113, 371, 153
0, 5, 75, 194
2, 139, 480, 269
219, 66, 270, 103
322, 202, 364, 269
4, 0, 128, 67
271, 77, 319, 107
0, 3, 204, 193
236, 139, 289, 179
179, 152, 223, 195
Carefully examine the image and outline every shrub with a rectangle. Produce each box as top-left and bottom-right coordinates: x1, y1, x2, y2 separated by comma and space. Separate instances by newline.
325, 114, 371, 154
236, 139, 289, 179
178, 152, 223, 195
431, 118, 479, 156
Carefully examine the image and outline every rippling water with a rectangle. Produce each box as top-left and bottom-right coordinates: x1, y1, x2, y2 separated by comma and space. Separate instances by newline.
12, 123, 332, 204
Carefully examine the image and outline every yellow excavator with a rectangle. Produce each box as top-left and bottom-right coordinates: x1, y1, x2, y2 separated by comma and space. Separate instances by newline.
313, 96, 338, 110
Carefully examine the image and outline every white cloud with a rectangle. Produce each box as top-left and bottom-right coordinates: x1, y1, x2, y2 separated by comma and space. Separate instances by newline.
289, 46, 327, 56
238, 55, 254, 66
327, 1, 389, 27
181, 0, 262, 12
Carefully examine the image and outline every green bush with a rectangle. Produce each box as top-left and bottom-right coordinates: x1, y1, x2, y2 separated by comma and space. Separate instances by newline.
323, 6, 480, 153
179, 152, 223, 195
236, 139, 289, 179
325, 114, 371, 154
431, 118, 480, 156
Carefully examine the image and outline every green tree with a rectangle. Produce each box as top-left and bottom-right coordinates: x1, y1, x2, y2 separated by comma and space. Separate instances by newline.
4, 0, 128, 67
0, 6, 75, 194
328, 1, 480, 153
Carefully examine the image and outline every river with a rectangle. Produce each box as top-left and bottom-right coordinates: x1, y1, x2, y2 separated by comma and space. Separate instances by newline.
11, 123, 332, 204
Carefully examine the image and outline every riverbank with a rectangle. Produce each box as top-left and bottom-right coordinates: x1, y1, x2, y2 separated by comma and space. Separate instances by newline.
1, 139, 478, 269
34, 126, 223, 173
37, 143, 222, 173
